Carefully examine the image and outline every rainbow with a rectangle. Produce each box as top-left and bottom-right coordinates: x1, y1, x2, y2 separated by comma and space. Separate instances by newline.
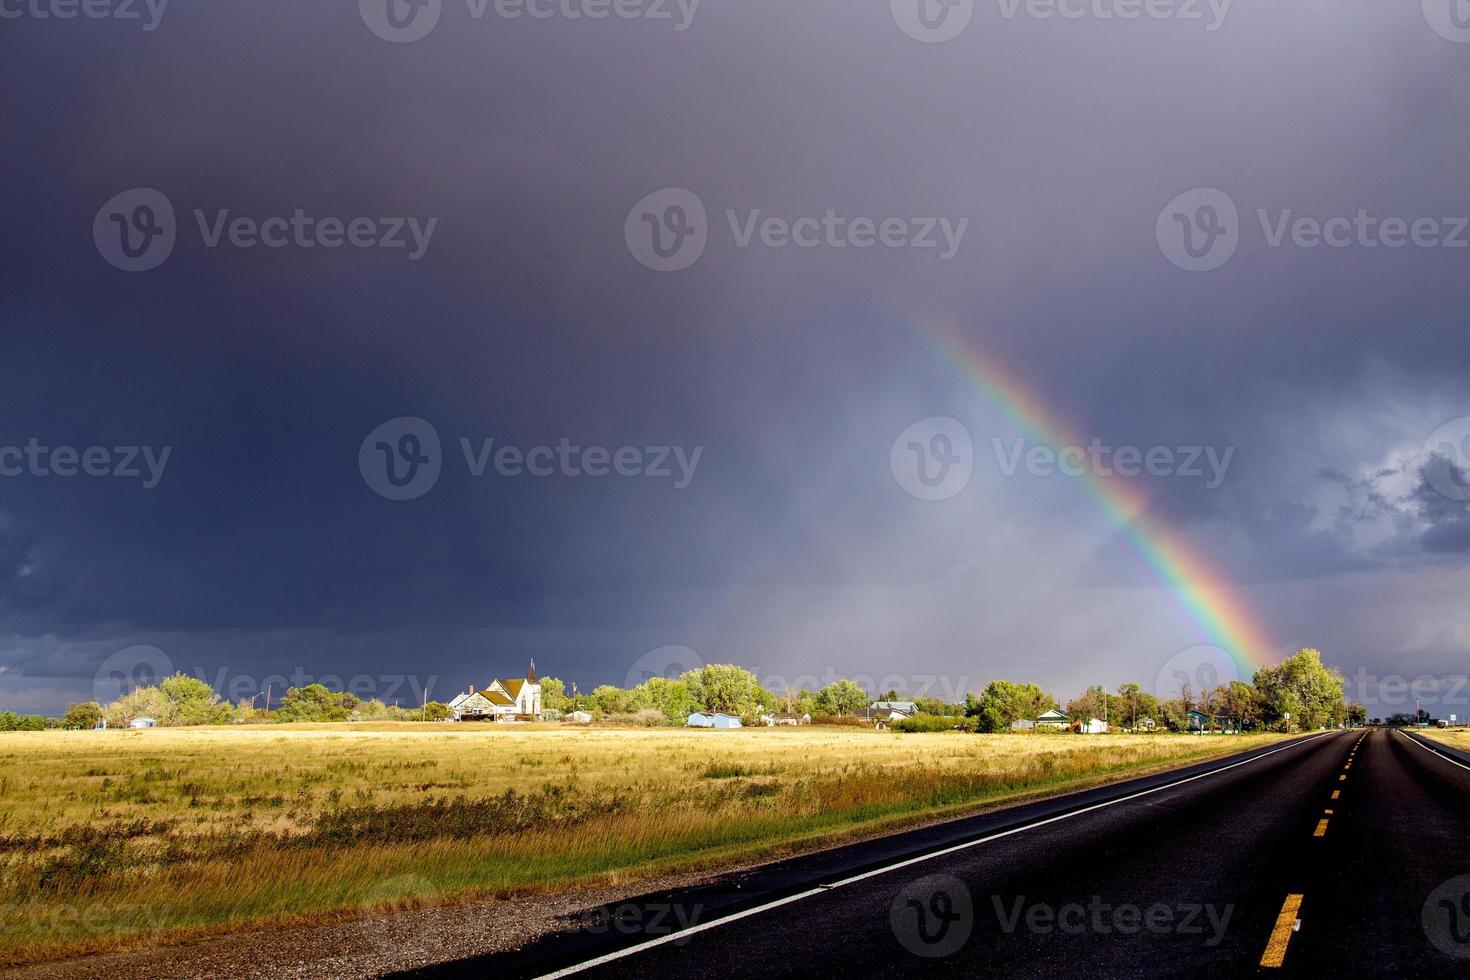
914, 326, 1277, 678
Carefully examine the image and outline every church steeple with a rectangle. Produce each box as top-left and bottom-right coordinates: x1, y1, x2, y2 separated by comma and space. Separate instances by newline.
527, 659, 537, 683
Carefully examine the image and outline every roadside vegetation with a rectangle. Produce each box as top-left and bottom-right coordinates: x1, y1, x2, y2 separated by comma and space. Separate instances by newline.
0, 725, 1288, 966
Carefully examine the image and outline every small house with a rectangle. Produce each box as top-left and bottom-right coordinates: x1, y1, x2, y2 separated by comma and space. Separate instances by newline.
711, 713, 743, 729
567, 710, 594, 724
1080, 718, 1109, 734
687, 711, 714, 728
129, 717, 158, 729
1034, 708, 1069, 730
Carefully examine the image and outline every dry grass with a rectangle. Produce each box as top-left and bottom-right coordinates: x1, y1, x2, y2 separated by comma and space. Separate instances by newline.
0, 723, 1284, 966
1421, 728, 1470, 753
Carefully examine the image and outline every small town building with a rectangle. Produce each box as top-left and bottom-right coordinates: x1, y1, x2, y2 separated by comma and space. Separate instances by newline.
448, 662, 543, 722
759, 713, 812, 726
567, 710, 594, 724
129, 717, 158, 729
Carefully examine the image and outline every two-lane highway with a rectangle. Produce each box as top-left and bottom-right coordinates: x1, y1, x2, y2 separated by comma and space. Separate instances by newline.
400, 730, 1470, 979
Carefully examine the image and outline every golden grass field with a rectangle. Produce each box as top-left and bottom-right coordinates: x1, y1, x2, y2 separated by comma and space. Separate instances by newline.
1422, 728, 1470, 752
0, 724, 1286, 966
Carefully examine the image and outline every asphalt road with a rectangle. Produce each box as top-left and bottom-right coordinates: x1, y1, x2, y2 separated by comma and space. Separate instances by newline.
399, 730, 1470, 979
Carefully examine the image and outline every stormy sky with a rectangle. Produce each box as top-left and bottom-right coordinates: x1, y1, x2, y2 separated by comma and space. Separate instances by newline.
2, 0, 1469, 716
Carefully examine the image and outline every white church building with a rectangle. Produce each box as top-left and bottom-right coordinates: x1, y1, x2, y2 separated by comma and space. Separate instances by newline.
448, 661, 543, 722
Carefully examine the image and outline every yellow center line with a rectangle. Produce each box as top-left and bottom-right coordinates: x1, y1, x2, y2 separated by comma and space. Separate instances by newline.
1331, 790, 1340, 799
1324, 809, 1334, 815
1339, 774, 1347, 781
1261, 893, 1304, 967
1314, 818, 1329, 837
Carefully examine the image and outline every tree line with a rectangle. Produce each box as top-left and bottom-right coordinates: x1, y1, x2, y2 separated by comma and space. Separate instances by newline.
51, 648, 1364, 732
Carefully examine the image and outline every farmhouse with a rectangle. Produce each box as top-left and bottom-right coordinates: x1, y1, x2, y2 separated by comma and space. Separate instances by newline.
759, 712, 811, 726
866, 701, 917, 728
1012, 708, 1069, 732
448, 662, 543, 722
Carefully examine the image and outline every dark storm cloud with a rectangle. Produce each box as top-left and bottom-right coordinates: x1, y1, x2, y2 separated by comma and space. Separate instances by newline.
2, 0, 1469, 710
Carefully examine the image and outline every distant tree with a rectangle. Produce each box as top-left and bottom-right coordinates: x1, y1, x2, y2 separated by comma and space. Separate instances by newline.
0, 711, 47, 731
1253, 649, 1345, 731
63, 701, 104, 730
160, 673, 232, 725
275, 684, 360, 723
540, 677, 572, 713
815, 679, 869, 716
628, 676, 697, 722
588, 684, 632, 715
967, 681, 1055, 733
421, 701, 451, 722
680, 664, 767, 715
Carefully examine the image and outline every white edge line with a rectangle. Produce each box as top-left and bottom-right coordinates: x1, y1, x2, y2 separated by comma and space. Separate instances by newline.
536, 731, 1333, 979
1397, 729, 1470, 772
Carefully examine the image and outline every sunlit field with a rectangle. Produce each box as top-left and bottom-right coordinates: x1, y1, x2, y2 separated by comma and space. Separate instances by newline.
1422, 728, 1470, 753
0, 724, 1286, 966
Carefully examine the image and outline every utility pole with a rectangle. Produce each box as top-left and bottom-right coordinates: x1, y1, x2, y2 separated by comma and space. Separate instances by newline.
264, 684, 271, 713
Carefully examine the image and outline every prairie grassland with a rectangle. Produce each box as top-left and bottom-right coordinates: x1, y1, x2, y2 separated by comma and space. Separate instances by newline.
1422, 728, 1470, 752
0, 724, 1283, 965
